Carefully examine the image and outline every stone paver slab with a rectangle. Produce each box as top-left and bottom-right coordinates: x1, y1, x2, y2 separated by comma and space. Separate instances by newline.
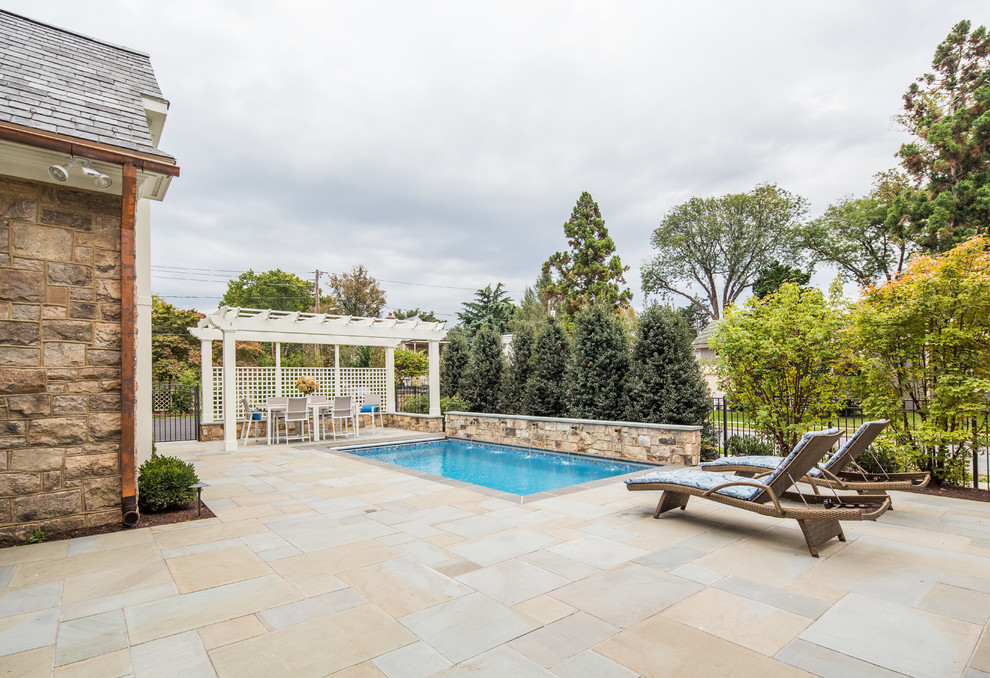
399, 592, 538, 663
456, 560, 570, 606
198, 615, 267, 651
0, 645, 56, 677
209, 604, 416, 678
799, 592, 981, 678
508, 611, 618, 667
371, 640, 452, 678
596, 614, 811, 678
0, 581, 61, 618
166, 545, 273, 594
662, 588, 812, 656
550, 563, 702, 627
260, 588, 366, 629
917, 582, 990, 625
551, 649, 639, 678
774, 638, 910, 678
339, 557, 469, 617
438, 647, 556, 678
54, 609, 128, 667
124, 574, 301, 645
546, 535, 647, 570
449, 530, 557, 567
0, 607, 58, 658
130, 630, 216, 678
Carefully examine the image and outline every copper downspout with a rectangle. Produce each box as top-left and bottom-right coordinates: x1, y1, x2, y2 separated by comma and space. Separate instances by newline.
120, 162, 139, 526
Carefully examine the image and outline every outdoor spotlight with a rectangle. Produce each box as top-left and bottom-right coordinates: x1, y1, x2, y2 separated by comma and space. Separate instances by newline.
79, 161, 113, 190
48, 159, 73, 182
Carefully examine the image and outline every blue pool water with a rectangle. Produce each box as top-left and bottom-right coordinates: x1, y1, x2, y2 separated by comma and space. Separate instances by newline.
345, 438, 649, 495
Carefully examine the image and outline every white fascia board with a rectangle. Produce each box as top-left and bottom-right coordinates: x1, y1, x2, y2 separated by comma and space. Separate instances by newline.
0, 139, 173, 202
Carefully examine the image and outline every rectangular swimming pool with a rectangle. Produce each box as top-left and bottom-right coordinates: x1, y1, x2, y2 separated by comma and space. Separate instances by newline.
343, 438, 649, 495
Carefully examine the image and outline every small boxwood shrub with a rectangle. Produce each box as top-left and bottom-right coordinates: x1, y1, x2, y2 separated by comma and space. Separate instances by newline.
138, 455, 199, 512
725, 435, 777, 457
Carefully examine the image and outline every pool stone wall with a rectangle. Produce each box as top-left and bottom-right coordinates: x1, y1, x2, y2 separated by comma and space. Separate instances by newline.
445, 412, 701, 466
382, 412, 444, 434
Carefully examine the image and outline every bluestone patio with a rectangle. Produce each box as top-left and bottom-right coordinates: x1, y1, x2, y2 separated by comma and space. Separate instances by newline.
1, 432, 989, 678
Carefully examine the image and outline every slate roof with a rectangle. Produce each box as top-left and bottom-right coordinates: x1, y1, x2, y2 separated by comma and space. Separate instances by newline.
0, 10, 173, 158
692, 319, 722, 348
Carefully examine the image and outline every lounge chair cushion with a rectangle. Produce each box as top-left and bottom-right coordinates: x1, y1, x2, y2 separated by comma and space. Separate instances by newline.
626, 470, 767, 501
360, 404, 380, 413
700, 455, 825, 478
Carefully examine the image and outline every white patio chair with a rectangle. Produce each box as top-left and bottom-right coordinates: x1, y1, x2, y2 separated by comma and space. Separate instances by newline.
239, 397, 261, 443
357, 395, 384, 432
267, 397, 288, 443
327, 396, 354, 439
280, 397, 311, 443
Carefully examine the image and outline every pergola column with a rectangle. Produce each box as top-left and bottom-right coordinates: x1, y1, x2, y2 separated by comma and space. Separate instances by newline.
385, 346, 396, 413
428, 340, 440, 416
222, 329, 237, 452
274, 342, 282, 396
200, 339, 213, 423
334, 345, 340, 396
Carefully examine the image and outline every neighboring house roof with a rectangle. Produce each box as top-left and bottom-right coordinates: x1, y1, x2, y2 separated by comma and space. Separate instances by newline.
692, 319, 722, 349
0, 10, 173, 158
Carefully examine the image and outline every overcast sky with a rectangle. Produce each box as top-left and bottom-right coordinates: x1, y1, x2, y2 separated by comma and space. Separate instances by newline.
4, 1, 985, 321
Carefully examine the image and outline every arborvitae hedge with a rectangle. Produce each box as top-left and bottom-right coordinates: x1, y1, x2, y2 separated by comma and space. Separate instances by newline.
500, 322, 537, 414
460, 323, 505, 413
626, 305, 711, 426
440, 327, 470, 398
523, 319, 571, 417
566, 304, 630, 420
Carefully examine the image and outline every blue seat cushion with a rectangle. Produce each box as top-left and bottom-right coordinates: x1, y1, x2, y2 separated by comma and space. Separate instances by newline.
251, 412, 262, 420
360, 404, 379, 413
626, 470, 766, 501
701, 455, 823, 478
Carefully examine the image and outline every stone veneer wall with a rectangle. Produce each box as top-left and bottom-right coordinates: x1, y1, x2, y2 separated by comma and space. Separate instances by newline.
0, 175, 124, 540
445, 412, 701, 465
382, 413, 444, 434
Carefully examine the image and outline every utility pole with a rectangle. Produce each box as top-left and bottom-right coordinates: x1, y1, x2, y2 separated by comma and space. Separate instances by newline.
314, 269, 320, 313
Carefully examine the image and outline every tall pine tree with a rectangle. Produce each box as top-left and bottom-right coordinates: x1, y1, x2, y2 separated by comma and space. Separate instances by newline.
460, 324, 505, 413
500, 322, 537, 415
440, 327, 470, 398
542, 192, 633, 319
566, 304, 630, 421
523, 319, 571, 417
626, 306, 711, 426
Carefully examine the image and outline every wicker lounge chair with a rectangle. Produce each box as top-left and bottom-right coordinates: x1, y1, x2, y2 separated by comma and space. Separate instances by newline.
699, 420, 929, 494
626, 429, 891, 557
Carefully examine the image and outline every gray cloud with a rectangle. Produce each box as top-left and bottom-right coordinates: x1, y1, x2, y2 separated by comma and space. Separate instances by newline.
5, 0, 982, 319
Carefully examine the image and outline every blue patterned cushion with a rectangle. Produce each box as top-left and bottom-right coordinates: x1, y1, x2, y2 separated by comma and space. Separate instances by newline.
762, 428, 839, 486
700, 454, 824, 478
821, 420, 886, 470
626, 470, 765, 501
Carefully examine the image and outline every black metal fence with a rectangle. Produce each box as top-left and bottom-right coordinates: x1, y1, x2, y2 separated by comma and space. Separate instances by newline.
395, 385, 429, 413
709, 396, 990, 489
153, 383, 201, 442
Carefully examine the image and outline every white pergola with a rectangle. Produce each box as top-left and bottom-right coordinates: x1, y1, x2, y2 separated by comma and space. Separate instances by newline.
189, 307, 447, 451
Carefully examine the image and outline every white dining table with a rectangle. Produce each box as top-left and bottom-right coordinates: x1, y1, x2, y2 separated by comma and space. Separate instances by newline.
261, 398, 359, 444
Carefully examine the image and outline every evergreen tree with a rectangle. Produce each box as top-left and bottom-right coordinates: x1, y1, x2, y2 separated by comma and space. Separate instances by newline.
542, 192, 633, 319
500, 322, 536, 414
440, 327, 470, 398
896, 20, 990, 251
752, 261, 812, 298
523, 320, 571, 417
566, 304, 630, 421
626, 306, 711, 427
460, 324, 506, 413
457, 283, 516, 337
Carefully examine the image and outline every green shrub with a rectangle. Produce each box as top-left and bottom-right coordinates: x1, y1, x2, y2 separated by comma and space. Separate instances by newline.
403, 394, 470, 415
26, 529, 46, 544
138, 455, 199, 512
403, 394, 429, 414
440, 396, 469, 414
725, 435, 777, 457
854, 436, 905, 475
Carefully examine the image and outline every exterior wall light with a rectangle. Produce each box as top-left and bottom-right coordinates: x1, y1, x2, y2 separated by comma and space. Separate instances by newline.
47, 157, 113, 190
